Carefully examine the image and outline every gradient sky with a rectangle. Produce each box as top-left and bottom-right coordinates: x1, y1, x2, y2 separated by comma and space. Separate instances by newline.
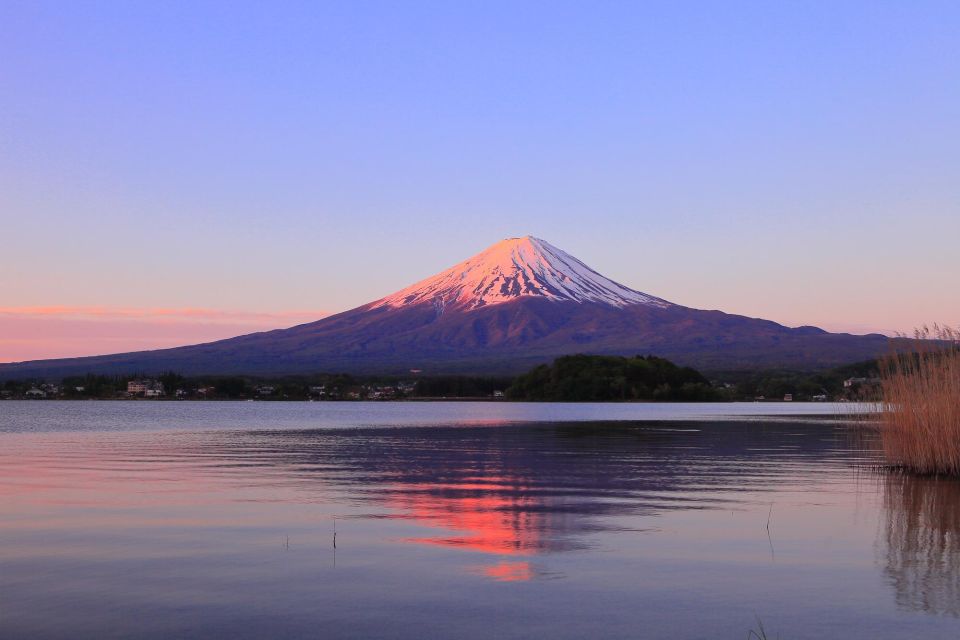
2, 1, 959, 361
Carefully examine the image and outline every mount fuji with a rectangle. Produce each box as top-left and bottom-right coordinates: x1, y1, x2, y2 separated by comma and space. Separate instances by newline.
0, 236, 889, 378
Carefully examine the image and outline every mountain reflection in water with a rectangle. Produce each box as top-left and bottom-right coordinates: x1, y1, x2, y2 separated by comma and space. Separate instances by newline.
4, 413, 960, 639
190, 422, 856, 580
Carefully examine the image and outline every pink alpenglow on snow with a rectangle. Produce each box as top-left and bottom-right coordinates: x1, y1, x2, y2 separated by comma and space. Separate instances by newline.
373, 236, 672, 312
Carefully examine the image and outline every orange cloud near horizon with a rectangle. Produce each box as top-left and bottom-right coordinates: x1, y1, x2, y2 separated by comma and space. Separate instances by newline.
0, 306, 328, 363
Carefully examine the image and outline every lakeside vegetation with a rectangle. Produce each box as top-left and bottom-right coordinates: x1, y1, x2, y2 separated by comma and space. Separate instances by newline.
0, 371, 515, 402
877, 326, 960, 475
720, 359, 879, 401
0, 354, 884, 403
505, 354, 720, 401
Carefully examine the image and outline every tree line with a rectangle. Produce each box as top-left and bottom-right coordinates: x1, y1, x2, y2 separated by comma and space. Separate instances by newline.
1, 355, 883, 402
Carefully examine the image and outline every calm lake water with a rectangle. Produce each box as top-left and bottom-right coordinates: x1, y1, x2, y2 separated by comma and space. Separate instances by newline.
1, 401, 958, 639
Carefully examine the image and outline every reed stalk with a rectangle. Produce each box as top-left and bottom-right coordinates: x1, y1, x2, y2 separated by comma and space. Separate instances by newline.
877, 325, 960, 475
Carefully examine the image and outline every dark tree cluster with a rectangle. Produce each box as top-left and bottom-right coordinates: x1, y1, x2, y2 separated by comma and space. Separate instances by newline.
61, 374, 128, 397
506, 354, 720, 402
413, 376, 513, 398
727, 359, 880, 401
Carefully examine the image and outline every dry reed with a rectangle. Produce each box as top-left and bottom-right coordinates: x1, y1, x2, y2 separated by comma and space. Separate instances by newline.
877, 325, 960, 475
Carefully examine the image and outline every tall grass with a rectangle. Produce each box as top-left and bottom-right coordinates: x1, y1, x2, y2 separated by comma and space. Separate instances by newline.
877, 325, 960, 475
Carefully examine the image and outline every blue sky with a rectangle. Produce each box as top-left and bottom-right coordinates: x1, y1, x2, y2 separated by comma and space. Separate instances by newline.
1, 1, 958, 358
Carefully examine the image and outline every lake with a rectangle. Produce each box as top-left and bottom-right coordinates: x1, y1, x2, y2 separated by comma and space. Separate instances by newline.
1, 401, 958, 639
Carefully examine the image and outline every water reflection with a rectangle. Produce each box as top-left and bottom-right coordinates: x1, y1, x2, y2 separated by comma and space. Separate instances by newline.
8, 415, 960, 639
196, 421, 853, 579
392, 477, 560, 557
880, 472, 960, 616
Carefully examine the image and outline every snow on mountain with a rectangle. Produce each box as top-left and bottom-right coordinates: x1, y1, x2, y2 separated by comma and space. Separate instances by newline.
373, 236, 671, 311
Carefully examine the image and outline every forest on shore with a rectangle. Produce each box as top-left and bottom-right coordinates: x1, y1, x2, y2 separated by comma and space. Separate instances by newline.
1, 354, 881, 402
505, 354, 719, 401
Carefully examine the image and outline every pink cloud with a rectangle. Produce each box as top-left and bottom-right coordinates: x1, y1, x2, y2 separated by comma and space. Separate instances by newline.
0, 306, 326, 323
0, 307, 328, 363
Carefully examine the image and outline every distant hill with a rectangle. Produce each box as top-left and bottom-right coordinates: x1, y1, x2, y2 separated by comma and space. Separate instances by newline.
507, 354, 720, 401
0, 236, 890, 379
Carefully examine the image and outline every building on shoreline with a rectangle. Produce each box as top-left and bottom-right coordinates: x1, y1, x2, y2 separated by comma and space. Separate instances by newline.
127, 379, 164, 397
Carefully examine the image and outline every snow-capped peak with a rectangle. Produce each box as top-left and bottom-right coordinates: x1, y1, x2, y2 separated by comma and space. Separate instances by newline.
373, 236, 671, 311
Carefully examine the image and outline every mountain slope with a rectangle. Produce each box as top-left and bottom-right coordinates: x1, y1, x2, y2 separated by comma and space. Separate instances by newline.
0, 236, 890, 378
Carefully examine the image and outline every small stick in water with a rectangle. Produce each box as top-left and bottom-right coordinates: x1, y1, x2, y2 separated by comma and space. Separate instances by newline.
765, 503, 775, 562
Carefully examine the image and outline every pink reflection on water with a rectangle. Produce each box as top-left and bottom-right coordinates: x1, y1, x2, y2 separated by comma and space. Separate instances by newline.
388, 478, 557, 581
476, 560, 534, 582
